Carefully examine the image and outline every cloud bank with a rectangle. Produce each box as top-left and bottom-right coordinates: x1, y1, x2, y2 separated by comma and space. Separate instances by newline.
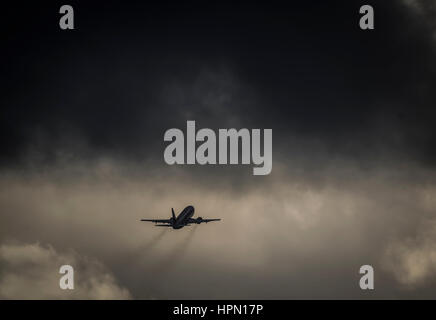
1, 158, 436, 299
0, 242, 131, 299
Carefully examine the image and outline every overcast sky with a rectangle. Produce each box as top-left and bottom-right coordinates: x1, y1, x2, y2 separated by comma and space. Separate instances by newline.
1, 0, 436, 299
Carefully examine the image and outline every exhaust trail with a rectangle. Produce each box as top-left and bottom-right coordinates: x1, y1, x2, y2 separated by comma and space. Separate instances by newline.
139, 226, 198, 298
136, 228, 170, 266
140, 228, 168, 252
117, 227, 169, 268
111, 227, 168, 294
150, 225, 198, 273
110, 227, 170, 298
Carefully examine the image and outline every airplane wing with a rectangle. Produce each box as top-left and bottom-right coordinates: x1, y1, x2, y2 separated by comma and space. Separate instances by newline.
202, 219, 221, 223
140, 219, 172, 224
188, 218, 221, 224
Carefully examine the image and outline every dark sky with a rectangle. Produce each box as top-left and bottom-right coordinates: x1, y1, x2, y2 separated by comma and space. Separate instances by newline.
2, 0, 435, 167
1, 0, 436, 299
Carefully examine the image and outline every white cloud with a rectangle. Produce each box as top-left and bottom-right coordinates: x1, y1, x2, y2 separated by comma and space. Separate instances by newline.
383, 221, 436, 287
0, 243, 131, 299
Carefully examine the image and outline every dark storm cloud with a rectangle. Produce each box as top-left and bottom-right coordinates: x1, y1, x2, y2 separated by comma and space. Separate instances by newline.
1, 0, 436, 169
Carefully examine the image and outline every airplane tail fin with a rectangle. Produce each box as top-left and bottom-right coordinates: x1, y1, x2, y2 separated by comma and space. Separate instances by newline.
171, 208, 176, 220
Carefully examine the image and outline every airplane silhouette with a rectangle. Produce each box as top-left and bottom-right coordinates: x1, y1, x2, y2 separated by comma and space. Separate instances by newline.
140, 205, 221, 229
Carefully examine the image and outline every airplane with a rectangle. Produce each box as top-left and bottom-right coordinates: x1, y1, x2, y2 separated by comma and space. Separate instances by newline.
140, 205, 221, 229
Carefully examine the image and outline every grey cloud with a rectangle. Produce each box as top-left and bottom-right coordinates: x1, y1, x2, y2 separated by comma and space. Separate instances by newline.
1, 159, 436, 298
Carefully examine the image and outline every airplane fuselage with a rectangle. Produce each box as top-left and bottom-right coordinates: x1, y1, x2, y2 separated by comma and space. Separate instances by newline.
173, 205, 195, 229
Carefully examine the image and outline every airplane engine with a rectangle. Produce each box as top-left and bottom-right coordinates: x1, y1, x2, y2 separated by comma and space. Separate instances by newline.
196, 217, 203, 224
